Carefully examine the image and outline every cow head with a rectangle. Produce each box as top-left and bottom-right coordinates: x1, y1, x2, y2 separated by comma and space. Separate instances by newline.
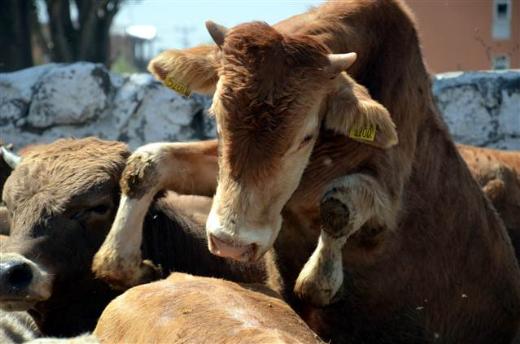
149, 21, 397, 262
0, 138, 128, 335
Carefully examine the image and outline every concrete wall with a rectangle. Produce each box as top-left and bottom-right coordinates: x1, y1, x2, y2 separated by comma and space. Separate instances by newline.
0, 63, 518, 151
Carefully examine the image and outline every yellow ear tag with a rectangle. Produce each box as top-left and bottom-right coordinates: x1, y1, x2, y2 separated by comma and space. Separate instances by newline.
348, 124, 376, 142
164, 76, 191, 97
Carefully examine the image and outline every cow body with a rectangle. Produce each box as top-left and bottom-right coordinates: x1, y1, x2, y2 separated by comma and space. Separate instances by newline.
94, 0, 520, 342
94, 273, 322, 344
458, 144, 520, 175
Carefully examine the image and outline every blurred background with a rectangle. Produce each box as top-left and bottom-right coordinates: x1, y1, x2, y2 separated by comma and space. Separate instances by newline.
0, 0, 518, 74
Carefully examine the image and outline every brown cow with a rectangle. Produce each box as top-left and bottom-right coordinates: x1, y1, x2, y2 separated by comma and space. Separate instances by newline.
94, 273, 322, 344
459, 144, 520, 174
459, 144, 520, 257
93, 0, 520, 342
0, 138, 271, 337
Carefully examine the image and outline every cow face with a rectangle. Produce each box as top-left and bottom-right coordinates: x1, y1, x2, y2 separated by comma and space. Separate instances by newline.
0, 138, 127, 332
149, 22, 397, 262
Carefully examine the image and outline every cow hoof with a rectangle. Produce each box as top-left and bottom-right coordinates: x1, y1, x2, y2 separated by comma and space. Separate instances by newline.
294, 270, 341, 307
293, 233, 346, 307
120, 148, 160, 199
92, 250, 162, 290
320, 188, 352, 235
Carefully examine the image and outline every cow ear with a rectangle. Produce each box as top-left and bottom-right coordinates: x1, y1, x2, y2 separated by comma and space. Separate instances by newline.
205, 21, 228, 48
0, 206, 9, 236
324, 74, 398, 149
482, 179, 505, 202
148, 44, 220, 95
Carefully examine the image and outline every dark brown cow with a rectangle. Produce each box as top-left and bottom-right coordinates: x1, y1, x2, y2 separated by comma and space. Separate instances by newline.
94, 273, 322, 344
0, 138, 270, 337
93, 0, 520, 342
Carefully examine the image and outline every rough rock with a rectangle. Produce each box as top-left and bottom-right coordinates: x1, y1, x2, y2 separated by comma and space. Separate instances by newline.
434, 70, 520, 149
0, 63, 214, 150
0, 63, 518, 151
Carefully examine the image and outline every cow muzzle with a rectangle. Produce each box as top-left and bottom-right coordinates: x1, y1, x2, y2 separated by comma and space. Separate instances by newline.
206, 211, 281, 262
208, 233, 258, 262
0, 253, 52, 311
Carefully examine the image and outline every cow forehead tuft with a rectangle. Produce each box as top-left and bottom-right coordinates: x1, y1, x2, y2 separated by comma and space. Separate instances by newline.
217, 23, 329, 123
223, 21, 329, 68
22, 137, 129, 163
4, 138, 129, 211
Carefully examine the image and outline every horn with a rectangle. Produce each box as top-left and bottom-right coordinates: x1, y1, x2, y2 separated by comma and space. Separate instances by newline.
1, 146, 21, 169
327, 52, 358, 74
205, 20, 228, 47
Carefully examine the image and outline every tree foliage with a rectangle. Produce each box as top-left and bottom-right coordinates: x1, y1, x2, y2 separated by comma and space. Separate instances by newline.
0, 0, 124, 72
0, 0, 34, 71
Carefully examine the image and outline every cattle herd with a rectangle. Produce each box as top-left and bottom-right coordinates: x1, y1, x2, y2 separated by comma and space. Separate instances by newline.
1, 0, 520, 343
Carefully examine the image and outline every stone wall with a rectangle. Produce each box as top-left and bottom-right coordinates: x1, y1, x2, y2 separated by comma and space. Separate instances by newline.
0, 63, 518, 150
433, 70, 520, 149
0, 63, 214, 150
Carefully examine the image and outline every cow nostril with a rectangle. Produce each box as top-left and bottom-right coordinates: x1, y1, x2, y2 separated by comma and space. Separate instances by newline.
5, 263, 33, 290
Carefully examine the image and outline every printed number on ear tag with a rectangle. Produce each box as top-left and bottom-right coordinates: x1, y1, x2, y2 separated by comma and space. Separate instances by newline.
348, 125, 376, 142
164, 77, 191, 97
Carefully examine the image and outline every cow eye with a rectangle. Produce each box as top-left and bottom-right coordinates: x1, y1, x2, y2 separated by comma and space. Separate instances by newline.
302, 134, 313, 143
298, 134, 314, 149
71, 204, 111, 220
88, 205, 110, 215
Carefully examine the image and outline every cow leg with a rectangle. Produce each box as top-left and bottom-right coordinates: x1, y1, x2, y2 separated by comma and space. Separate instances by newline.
294, 174, 395, 306
92, 140, 218, 289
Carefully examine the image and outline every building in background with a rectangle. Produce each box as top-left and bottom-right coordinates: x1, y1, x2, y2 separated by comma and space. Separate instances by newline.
406, 0, 519, 73
111, 25, 156, 73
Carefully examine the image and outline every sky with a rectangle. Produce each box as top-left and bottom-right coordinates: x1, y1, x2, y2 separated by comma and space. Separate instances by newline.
114, 0, 323, 54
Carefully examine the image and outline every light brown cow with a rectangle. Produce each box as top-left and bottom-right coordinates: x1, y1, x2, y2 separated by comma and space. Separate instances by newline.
459, 144, 520, 174
93, 0, 520, 342
458, 144, 520, 256
94, 273, 323, 344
